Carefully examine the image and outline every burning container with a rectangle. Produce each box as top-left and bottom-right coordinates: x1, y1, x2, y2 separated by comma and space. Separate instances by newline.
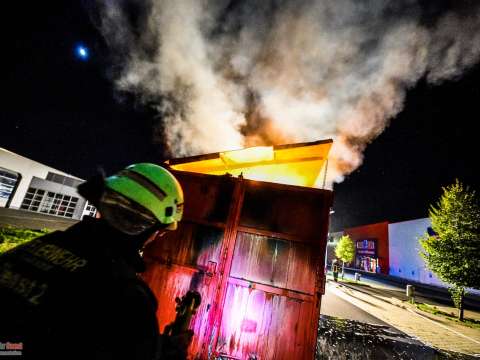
142, 139, 333, 359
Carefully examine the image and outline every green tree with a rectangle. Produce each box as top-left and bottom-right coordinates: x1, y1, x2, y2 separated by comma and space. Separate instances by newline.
419, 180, 480, 321
335, 235, 355, 278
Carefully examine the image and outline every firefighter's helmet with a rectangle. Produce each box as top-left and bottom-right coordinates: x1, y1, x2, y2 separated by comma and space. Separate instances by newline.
100, 163, 183, 235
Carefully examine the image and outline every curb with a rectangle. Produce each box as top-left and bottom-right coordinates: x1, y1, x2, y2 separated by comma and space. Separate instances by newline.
330, 280, 407, 309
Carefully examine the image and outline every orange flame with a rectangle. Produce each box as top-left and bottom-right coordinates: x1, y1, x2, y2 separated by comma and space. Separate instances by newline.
169, 140, 332, 188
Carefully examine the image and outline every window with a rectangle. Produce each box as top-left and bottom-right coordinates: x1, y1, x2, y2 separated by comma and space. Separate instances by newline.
21, 187, 79, 218
0, 168, 20, 207
83, 203, 97, 218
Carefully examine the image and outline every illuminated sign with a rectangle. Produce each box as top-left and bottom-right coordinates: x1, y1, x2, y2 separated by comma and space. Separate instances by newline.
356, 239, 376, 256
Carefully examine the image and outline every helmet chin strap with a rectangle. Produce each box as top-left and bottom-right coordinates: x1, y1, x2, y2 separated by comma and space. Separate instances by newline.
130, 222, 171, 251
141, 227, 169, 251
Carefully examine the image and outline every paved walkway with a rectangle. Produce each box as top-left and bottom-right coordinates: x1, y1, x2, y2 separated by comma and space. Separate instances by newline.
328, 278, 480, 356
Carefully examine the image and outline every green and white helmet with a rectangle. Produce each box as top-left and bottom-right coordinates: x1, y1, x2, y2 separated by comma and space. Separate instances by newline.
103, 163, 184, 233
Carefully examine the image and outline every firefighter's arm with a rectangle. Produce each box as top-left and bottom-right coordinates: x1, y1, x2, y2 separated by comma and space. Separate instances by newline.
156, 291, 201, 360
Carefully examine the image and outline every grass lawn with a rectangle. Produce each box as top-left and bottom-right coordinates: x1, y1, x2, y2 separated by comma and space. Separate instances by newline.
0, 226, 50, 254
416, 303, 480, 329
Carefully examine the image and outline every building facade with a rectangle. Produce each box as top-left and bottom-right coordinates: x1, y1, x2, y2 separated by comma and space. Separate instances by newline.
329, 217, 479, 294
388, 218, 446, 287
0, 148, 95, 220
344, 221, 389, 275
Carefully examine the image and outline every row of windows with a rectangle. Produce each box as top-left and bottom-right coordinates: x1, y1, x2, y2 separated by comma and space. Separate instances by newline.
21, 187, 79, 218
46, 172, 83, 188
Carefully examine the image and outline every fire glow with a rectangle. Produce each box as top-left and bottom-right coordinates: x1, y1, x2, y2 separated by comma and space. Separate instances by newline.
169, 139, 332, 188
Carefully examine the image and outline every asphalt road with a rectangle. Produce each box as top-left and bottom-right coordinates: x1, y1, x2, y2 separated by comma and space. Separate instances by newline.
320, 281, 392, 326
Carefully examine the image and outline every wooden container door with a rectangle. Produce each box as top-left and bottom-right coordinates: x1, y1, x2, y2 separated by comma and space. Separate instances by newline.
212, 181, 332, 359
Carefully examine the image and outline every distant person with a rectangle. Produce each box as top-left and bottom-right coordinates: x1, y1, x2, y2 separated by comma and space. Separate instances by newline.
0, 163, 189, 359
332, 259, 339, 282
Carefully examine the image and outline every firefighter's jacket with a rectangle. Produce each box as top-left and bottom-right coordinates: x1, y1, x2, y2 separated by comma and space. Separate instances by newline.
0, 217, 159, 359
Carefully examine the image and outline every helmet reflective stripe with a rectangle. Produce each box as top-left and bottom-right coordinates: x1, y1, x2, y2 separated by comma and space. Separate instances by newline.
104, 163, 183, 226
117, 170, 167, 201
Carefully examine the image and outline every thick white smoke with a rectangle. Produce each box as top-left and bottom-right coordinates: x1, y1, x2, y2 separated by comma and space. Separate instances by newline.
95, 0, 480, 183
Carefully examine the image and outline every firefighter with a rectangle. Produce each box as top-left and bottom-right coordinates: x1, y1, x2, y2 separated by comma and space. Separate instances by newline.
332, 259, 339, 282
0, 163, 189, 359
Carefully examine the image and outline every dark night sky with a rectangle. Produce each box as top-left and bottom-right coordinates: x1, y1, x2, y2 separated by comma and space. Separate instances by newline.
1, 1, 479, 231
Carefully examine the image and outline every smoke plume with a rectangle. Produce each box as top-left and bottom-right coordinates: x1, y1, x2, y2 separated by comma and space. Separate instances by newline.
94, 0, 480, 183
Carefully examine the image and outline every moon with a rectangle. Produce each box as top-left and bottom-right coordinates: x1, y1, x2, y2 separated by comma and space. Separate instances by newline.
75, 44, 89, 61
